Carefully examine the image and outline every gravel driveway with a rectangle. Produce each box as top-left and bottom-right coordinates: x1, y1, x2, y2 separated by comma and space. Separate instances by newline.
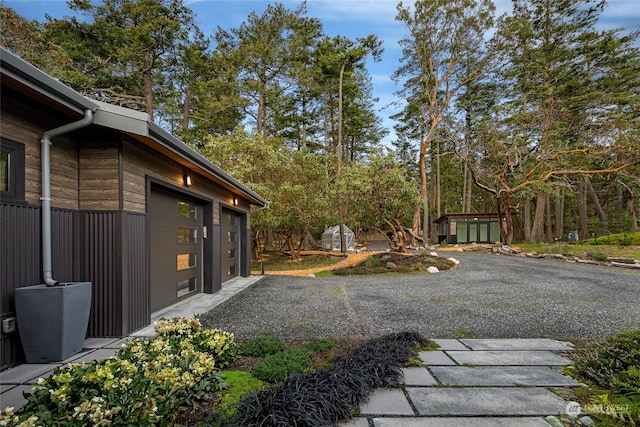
200, 252, 640, 340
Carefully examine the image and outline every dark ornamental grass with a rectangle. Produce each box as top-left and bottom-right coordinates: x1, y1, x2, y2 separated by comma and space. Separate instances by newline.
228, 331, 427, 426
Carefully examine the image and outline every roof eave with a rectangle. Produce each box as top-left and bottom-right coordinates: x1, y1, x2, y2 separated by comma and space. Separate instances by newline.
148, 123, 268, 207
0, 48, 97, 114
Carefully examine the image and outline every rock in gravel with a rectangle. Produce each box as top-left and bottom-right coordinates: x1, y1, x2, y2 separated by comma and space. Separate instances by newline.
427, 266, 439, 273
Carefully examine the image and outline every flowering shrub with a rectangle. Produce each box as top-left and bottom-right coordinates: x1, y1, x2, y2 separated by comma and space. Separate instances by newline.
572, 330, 640, 392
571, 330, 640, 424
0, 318, 237, 426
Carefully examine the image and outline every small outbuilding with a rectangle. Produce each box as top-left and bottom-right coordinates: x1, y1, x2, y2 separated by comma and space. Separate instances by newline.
322, 224, 356, 251
435, 213, 504, 245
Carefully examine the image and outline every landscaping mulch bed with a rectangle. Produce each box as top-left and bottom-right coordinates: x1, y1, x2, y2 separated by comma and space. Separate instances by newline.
226, 332, 427, 426
332, 252, 456, 275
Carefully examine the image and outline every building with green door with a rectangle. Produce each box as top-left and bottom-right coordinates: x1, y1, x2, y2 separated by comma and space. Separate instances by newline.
435, 213, 504, 245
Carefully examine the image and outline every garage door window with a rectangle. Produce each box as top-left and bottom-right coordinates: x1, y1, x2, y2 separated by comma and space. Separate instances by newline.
178, 201, 197, 219
177, 227, 197, 244
177, 253, 197, 271
177, 277, 197, 298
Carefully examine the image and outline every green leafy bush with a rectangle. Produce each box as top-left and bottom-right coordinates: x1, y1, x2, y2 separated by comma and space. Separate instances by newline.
586, 232, 640, 246
239, 336, 286, 357
251, 339, 338, 383
300, 339, 338, 354
252, 348, 312, 383
0, 318, 237, 427
587, 251, 609, 262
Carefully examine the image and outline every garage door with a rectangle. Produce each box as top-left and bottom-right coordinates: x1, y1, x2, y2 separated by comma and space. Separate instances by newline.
221, 208, 241, 282
150, 190, 203, 312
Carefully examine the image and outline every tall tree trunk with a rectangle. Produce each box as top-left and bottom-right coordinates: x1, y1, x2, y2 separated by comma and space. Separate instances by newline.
524, 198, 532, 242
585, 176, 608, 235
578, 177, 589, 239
555, 188, 564, 239
436, 139, 441, 218
497, 194, 514, 246
336, 62, 345, 176
265, 229, 275, 252
531, 191, 546, 242
464, 165, 473, 212
545, 192, 552, 241
412, 206, 421, 243
628, 198, 639, 231
622, 183, 639, 231
182, 84, 192, 131
258, 90, 266, 139
143, 53, 154, 120
301, 94, 308, 150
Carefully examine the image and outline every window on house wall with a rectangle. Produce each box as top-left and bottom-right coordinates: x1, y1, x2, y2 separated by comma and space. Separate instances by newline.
0, 138, 25, 202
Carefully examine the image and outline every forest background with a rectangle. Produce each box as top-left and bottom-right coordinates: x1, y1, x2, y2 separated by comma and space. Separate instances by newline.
1, 0, 639, 253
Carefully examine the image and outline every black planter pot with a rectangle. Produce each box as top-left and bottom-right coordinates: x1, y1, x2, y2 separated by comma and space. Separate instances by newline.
15, 282, 92, 363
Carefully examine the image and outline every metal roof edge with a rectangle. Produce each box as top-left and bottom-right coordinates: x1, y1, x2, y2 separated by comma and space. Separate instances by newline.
148, 122, 268, 207
0, 48, 97, 114
1, 48, 267, 207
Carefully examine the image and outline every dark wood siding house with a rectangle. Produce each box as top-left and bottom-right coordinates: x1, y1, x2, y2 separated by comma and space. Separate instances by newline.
435, 213, 504, 245
0, 48, 268, 369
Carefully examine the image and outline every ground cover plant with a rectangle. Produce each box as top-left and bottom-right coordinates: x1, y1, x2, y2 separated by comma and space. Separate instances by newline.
250, 339, 339, 383
0, 318, 238, 427
517, 232, 640, 260
227, 332, 428, 426
569, 330, 640, 425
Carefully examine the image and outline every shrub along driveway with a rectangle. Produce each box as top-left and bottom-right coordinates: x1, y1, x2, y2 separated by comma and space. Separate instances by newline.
200, 252, 640, 340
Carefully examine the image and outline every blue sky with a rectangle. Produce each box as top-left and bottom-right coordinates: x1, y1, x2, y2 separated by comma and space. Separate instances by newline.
5, 0, 640, 146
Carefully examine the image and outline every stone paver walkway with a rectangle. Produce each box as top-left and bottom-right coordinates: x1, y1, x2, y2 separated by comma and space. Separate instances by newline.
341, 338, 582, 427
2, 273, 585, 426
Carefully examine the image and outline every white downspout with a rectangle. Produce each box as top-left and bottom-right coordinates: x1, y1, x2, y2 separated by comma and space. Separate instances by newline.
41, 110, 94, 286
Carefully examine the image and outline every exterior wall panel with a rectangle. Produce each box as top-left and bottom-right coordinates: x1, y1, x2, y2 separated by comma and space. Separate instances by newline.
81, 211, 120, 337
79, 141, 120, 211
51, 209, 79, 282
0, 204, 40, 369
122, 212, 149, 333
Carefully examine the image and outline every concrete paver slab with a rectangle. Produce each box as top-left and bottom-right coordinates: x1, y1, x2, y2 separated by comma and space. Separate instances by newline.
0, 364, 60, 384
430, 366, 582, 387
408, 387, 567, 416
83, 337, 119, 349
418, 351, 456, 365
360, 388, 415, 416
373, 417, 551, 426
447, 350, 573, 366
66, 348, 119, 364
337, 418, 369, 427
1, 384, 16, 393
401, 367, 437, 386
460, 339, 573, 351
103, 338, 137, 349
432, 338, 469, 351
0, 385, 33, 411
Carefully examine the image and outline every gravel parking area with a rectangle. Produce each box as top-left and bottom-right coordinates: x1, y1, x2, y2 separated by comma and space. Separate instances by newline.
200, 252, 640, 340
